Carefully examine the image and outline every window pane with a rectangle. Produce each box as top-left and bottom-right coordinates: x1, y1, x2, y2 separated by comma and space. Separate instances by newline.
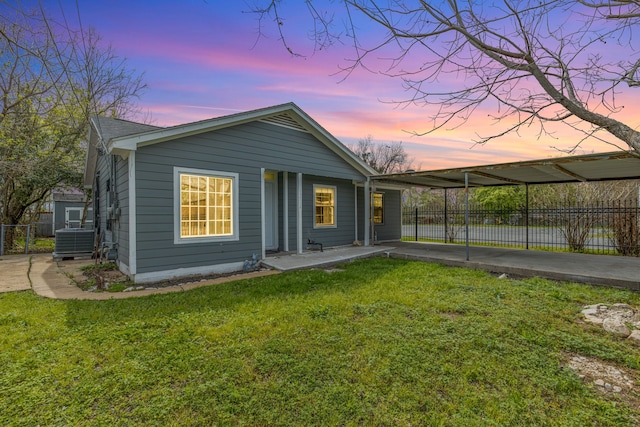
314, 187, 335, 226
179, 172, 235, 238
374, 193, 384, 224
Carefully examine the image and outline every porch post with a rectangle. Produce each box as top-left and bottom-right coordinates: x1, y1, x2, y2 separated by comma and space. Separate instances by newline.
283, 172, 289, 252
297, 173, 303, 254
364, 179, 370, 246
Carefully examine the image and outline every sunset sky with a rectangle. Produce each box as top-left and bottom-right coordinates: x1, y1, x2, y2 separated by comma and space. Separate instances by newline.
45, 0, 639, 169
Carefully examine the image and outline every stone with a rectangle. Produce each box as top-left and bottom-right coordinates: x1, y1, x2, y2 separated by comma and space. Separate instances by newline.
613, 386, 622, 393
583, 314, 603, 325
628, 330, 640, 342
612, 303, 632, 310
498, 273, 508, 279
602, 317, 631, 336
582, 307, 599, 316
594, 379, 605, 387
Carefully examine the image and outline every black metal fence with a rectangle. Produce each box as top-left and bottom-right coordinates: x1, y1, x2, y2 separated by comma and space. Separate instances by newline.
402, 199, 640, 256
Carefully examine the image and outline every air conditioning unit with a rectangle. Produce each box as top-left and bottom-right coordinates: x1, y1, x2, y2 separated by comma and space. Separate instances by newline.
53, 228, 95, 260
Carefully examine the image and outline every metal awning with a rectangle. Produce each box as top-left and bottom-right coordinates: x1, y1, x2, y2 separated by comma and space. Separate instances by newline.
372, 151, 640, 188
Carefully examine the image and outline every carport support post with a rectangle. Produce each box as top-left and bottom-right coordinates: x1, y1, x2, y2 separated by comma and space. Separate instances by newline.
465, 173, 469, 261
525, 184, 529, 250
444, 189, 448, 243
0, 225, 4, 256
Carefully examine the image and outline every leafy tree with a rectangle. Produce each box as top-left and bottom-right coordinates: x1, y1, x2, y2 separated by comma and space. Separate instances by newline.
0, 4, 145, 250
251, 1, 640, 153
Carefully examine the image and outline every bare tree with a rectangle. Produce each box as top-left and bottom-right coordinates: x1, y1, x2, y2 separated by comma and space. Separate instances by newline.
251, 1, 640, 153
350, 135, 413, 174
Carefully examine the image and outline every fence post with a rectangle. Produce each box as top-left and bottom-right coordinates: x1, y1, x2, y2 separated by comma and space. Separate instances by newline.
414, 207, 418, 242
25, 224, 31, 254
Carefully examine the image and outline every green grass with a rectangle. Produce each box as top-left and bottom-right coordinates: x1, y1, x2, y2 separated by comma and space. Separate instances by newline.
1, 258, 639, 426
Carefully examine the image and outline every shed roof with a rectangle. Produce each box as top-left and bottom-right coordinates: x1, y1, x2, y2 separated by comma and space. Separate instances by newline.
372, 151, 640, 188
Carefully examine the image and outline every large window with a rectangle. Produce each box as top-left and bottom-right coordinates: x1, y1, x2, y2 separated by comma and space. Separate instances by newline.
373, 193, 384, 224
174, 167, 238, 243
314, 185, 336, 227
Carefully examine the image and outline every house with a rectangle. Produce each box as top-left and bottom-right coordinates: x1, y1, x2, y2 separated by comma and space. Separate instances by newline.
83, 103, 402, 283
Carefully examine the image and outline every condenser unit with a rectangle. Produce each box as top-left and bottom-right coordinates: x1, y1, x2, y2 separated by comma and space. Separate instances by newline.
53, 228, 95, 260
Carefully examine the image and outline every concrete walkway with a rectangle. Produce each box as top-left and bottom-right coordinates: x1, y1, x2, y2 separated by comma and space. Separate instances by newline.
385, 241, 640, 291
0, 253, 279, 300
262, 246, 392, 271
0, 254, 32, 293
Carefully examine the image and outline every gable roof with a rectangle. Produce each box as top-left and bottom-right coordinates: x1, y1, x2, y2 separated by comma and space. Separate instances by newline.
110, 103, 376, 176
84, 103, 376, 188
83, 117, 162, 188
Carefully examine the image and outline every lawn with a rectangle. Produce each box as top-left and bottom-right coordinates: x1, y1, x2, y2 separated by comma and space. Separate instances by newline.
1, 257, 639, 426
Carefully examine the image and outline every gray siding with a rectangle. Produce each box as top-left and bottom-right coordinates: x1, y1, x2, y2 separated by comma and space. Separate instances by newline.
94, 153, 130, 267
115, 156, 129, 267
302, 175, 357, 247
133, 121, 368, 274
358, 187, 403, 242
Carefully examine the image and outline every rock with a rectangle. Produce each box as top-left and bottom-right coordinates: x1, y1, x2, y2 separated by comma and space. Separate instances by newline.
602, 317, 631, 336
613, 386, 622, 393
583, 314, 604, 325
612, 303, 632, 310
582, 307, 599, 316
498, 273, 508, 279
628, 330, 640, 342
594, 379, 605, 387
604, 383, 613, 390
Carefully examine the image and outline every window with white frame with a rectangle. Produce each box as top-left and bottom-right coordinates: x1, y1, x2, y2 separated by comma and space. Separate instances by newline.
314, 185, 336, 227
373, 193, 384, 224
174, 167, 238, 243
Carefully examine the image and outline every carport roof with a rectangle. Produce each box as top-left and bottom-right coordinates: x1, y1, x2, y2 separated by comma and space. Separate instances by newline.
372, 151, 640, 188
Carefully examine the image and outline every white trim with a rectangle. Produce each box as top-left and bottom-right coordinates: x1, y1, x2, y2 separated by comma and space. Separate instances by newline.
297, 173, 303, 254
313, 184, 337, 229
129, 152, 137, 275
118, 260, 131, 276
364, 180, 370, 246
173, 167, 239, 244
131, 261, 244, 284
283, 172, 289, 252
261, 168, 266, 260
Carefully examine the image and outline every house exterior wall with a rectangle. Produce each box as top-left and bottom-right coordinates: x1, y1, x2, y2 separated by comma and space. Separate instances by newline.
94, 153, 130, 268
357, 187, 403, 242
132, 121, 368, 277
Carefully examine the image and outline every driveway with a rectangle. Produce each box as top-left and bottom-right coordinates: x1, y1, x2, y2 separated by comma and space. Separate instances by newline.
0, 254, 34, 292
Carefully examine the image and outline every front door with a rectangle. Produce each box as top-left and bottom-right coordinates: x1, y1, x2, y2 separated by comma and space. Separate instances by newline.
264, 172, 278, 250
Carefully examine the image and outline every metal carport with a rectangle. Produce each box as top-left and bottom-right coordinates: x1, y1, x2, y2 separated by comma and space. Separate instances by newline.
371, 150, 640, 259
